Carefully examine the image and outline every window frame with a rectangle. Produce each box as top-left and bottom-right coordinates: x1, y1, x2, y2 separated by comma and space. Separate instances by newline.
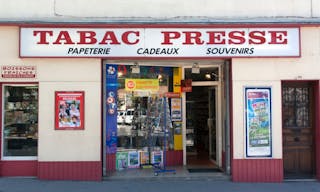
1, 83, 38, 161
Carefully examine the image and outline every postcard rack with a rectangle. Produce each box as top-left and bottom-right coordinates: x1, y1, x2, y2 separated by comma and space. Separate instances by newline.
152, 97, 176, 176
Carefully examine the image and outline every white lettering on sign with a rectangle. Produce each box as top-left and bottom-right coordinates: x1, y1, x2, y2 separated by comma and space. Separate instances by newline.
20, 27, 300, 57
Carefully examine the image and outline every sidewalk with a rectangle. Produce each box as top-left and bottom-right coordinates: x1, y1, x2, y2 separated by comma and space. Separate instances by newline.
1, 176, 320, 192
1, 166, 320, 192
105, 166, 230, 181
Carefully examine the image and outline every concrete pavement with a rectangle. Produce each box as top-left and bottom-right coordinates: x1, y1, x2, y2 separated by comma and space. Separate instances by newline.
1, 177, 320, 192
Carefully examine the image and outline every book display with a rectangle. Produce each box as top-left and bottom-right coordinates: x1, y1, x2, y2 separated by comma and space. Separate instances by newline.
2, 85, 38, 157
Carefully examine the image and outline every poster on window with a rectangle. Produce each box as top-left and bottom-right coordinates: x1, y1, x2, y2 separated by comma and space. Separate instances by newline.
171, 98, 182, 121
55, 91, 84, 130
245, 87, 272, 157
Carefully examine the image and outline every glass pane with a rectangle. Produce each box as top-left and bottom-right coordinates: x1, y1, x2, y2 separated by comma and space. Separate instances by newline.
295, 88, 310, 127
117, 65, 174, 152
185, 67, 219, 81
282, 87, 295, 127
2, 85, 38, 157
282, 86, 310, 128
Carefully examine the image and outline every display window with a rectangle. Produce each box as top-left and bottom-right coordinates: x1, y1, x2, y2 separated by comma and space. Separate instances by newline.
114, 65, 175, 169
2, 84, 38, 160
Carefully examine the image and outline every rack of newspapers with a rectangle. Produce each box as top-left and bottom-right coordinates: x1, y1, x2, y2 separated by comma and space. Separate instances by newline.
142, 96, 176, 176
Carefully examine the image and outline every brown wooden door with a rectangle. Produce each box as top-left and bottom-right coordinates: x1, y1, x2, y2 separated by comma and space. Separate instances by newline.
282, 82, 315, 179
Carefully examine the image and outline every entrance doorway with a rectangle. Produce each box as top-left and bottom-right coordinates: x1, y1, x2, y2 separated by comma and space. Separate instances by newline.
184, 65, 222, 169
186, 86, 216, 168
282, 81, 316, 179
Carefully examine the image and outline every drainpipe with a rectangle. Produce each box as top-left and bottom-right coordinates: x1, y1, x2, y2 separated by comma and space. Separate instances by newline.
224, 60, 231, 175
102, 63, 107, 176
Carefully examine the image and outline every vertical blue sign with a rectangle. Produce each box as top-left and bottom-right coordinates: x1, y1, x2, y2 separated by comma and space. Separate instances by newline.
106, 64, 118, 154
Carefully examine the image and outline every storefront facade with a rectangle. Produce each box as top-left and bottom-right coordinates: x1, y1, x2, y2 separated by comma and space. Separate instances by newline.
0, 24, 318, 182
0, 1, 320, 182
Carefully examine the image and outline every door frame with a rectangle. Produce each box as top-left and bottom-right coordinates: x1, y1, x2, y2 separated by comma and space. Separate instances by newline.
182, 65, 223, 168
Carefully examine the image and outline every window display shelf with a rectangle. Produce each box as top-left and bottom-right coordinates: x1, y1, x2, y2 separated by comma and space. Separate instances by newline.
5, 136, 38, 140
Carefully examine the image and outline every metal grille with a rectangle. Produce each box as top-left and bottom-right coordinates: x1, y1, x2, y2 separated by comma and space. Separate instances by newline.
282, 86, 310, 128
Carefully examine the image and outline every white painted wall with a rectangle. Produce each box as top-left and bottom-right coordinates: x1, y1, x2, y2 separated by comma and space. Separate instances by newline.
38, 80, 101, 161
232, 27, 320, 159
0, 26, 102, 161
0, 0, 318, 19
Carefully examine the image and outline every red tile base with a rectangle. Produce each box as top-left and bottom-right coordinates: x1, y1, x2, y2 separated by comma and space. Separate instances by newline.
38, 161, 101, 181
232, 159, 283, 182
1, 160, 37, 176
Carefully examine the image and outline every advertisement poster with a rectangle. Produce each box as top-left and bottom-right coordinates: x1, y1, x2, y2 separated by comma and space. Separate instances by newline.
106, 64, 118, 154
125, 78, 159, 92
171, 98, 182, 122
245, 88, 272, 157
173, 122, 182, 135
128, 151, 140, 168
116, 152, 128, 170
55, 91, 84, 130
181, 79, 192, 92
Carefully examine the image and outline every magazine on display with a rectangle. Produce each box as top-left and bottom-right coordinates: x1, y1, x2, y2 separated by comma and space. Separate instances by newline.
128, 151, 140, 168
116, 151, 128, 170
152, 151, 163, 166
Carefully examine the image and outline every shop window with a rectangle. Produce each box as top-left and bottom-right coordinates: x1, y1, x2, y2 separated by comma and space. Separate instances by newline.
117, 65, 174, 153
2, 85, 38, 158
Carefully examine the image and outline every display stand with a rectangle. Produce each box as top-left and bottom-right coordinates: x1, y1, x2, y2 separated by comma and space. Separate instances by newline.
139, 96, 175, 175
139, 96, 159, 168
153, 97, 176, 176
